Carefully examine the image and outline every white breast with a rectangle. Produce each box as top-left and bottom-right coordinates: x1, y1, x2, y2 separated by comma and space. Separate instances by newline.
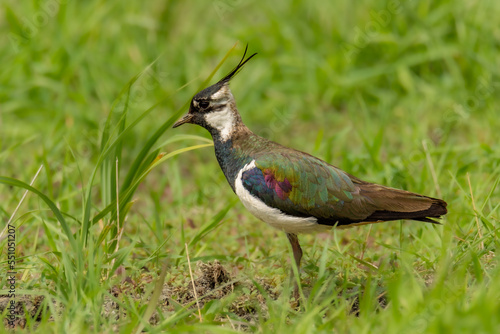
234, 160, 329, 234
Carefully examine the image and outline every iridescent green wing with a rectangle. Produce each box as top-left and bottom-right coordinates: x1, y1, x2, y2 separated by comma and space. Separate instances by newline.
241, 151, 371, 222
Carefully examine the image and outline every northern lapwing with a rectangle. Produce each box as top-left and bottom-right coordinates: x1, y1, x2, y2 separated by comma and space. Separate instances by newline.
173, 47, 448, 296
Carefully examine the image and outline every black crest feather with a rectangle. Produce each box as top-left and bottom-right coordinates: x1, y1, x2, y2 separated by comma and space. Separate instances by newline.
218, 44, 257, 84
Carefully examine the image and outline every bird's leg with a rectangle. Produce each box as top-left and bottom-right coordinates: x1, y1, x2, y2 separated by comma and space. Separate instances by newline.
286, 233, 302, 300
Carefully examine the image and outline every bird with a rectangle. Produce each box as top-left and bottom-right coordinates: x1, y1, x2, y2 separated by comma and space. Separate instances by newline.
173, 46, 447, 297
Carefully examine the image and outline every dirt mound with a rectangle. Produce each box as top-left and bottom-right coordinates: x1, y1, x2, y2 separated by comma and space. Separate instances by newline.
99, 260, 278, 327
181, 260, 235, 305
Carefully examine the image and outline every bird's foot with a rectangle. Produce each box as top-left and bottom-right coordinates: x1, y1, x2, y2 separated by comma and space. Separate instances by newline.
288, 282, 301, 308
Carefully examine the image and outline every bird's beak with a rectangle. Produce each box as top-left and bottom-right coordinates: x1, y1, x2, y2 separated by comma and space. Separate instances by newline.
173, 114, 194, 128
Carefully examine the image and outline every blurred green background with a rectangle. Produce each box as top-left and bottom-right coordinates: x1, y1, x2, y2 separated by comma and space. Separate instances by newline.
1, 0, 499, 332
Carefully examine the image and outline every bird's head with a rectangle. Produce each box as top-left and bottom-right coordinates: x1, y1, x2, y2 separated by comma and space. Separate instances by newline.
173, 46, 257, 141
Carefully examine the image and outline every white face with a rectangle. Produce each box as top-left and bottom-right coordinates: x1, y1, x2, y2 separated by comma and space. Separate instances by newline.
203, 86, 235, 141
204, 104, 234, 142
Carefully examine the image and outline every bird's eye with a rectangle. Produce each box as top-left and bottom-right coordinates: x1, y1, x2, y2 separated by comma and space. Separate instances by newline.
199, 101, 210, 109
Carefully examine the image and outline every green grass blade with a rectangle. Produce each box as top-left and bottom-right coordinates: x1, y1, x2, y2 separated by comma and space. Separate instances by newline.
0, 176, 78, 253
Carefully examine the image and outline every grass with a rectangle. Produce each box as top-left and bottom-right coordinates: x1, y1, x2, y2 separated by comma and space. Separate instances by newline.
0, 0, 499, 332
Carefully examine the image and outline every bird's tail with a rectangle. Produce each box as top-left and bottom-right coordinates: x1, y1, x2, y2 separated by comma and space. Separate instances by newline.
359, 183, 447, 223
